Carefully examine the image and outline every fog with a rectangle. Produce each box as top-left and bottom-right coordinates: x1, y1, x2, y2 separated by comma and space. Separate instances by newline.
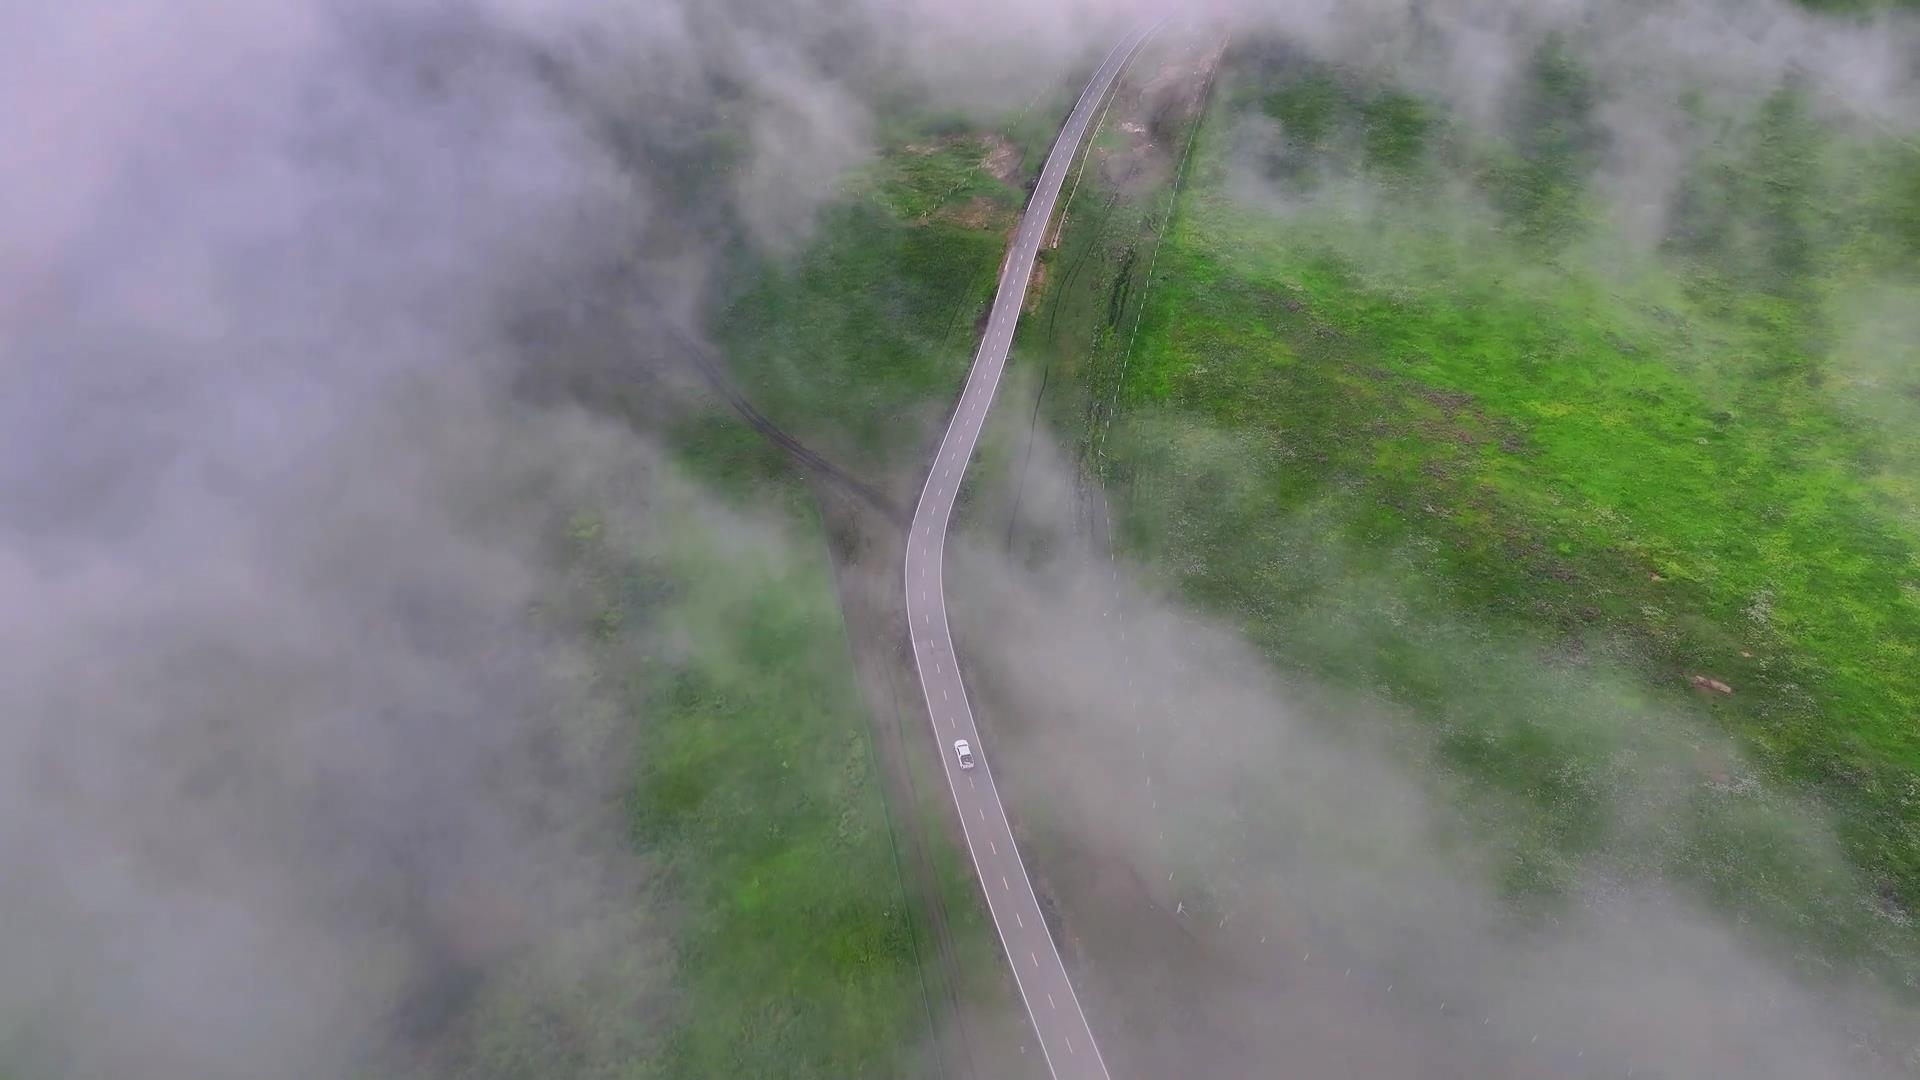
0, 0, 1091, 1075
4, 0, 1917, 1077
1207, 0, 1919, 254
946, 0, 1920, 1073
953, 419, 1910, 1075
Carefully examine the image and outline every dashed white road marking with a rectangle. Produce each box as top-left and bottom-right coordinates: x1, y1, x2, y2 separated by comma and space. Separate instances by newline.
1002, 875, 1011, 892
1016, 912, 1025, 928
1030, 951, 1040, 968
1047, 992, 1056, 1010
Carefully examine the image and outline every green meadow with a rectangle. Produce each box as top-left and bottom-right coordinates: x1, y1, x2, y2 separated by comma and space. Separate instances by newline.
1028, 38, 1920, 994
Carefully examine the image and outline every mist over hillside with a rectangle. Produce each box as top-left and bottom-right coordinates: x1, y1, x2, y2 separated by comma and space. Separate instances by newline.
2, 2, 1102, 1074
4, 0, 1918, 1077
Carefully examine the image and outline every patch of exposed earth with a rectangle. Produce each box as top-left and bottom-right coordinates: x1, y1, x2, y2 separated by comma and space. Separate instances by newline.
939, 195, 1015, 232
1101, 35, 1230, 198
979, 133, 1022, 182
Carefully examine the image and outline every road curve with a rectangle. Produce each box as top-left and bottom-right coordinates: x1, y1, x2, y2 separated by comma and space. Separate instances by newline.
904, 22, 1160, 1080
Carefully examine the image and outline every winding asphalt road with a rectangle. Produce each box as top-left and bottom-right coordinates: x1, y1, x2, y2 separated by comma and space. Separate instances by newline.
903, 21, 1160, 1080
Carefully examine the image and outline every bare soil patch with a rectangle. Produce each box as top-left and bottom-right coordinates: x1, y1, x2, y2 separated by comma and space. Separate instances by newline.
980, 134, 1022, 182
938, 196, 1012, 232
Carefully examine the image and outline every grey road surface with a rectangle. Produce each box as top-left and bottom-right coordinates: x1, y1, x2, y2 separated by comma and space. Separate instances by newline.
904, 21, 1161, 1080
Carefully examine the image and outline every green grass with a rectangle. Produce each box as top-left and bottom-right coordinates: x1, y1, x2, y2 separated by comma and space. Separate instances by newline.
624, 421, 1036, 1080
1029, 43, 1920, 997
345, 421, 942, 1080
386, 108, 1064, 1080
624, 518, 925, 1075
713, 134, 1028, 467
623, 117, 1062, 1078
858, 136, 1023, 222
588, 429, 934, 1079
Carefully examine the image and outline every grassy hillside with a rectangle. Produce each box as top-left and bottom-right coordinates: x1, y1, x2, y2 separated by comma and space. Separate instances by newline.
614, 435, 932, 1078
368, 97, 1073, 1075
1030, 40, 1920, 996
378, 428, 937, 1080
616, 114, 1062, 1078
713, 132, 1023, 467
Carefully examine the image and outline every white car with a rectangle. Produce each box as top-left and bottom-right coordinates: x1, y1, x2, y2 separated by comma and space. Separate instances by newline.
953, 739, 975, 769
